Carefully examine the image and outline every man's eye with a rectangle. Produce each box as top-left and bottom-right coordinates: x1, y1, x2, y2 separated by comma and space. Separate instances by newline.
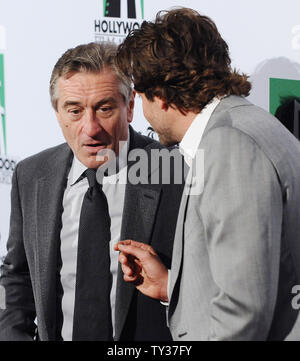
69, 109, 81, 115
99, 107, 112, 112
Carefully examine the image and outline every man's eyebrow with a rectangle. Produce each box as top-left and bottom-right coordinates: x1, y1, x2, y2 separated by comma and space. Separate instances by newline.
63, 101, 82, 109
62, 97, 118, 110
94, 97, 118, 108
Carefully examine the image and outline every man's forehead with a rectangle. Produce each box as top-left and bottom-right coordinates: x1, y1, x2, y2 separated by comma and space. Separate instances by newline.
59, 69, 119, 86
57, 70, 123, 104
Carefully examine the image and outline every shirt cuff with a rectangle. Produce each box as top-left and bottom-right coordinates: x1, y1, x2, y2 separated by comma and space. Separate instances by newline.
160, 269, 171, 306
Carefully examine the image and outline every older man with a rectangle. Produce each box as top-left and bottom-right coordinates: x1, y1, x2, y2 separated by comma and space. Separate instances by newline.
0, 42, 184, 341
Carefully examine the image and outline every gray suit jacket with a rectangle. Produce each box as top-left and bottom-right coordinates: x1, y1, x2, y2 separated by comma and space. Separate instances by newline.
0, 127, 184, 341
168, 95, 300, 341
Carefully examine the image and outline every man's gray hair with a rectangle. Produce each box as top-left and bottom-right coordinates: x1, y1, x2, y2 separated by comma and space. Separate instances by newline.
50, 42, 132, 111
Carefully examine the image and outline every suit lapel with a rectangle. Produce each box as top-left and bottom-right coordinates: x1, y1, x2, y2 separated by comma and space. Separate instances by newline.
34, 145, 73, 340
114, 128, 163, 340
120, 184, 162, 243
168, 168, 192, 315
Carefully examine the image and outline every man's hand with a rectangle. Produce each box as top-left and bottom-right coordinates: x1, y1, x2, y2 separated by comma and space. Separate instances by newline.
114, 240, 169, 302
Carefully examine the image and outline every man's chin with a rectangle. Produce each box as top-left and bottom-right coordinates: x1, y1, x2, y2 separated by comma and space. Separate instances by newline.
77, 155, 104, 169
78, 146, 115, 168
158, 134, 178, 147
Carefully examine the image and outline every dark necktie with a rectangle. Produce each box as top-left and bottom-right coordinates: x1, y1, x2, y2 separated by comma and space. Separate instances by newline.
72, 168, 113, 341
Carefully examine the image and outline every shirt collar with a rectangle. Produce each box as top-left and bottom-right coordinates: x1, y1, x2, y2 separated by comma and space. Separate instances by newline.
179, 97, 220, 167
69, 129, 130, 186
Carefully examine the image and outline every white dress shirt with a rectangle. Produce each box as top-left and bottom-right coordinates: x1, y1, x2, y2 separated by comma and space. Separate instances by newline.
60, 133, 129, 341
179, 97, 221, 166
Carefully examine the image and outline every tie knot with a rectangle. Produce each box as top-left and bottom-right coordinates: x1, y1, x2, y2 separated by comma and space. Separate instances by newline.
85, 169, 97, 188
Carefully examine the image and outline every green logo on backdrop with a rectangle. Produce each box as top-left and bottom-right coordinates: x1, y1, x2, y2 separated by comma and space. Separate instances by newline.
103, 0, 144, 19
0, 53, 6, 155
270, 78, 300, 115
0, 53, 17, 184
270, 78, 300, 140
95, 0, 144, 43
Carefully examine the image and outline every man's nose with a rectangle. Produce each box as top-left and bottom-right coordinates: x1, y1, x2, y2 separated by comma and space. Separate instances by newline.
82, 110, 102, 137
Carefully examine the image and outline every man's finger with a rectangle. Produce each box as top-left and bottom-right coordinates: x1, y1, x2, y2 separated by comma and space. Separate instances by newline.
116, 240, 157, 256
121, 263, 134, 277
119, 252, 141, 269
117, 244, 153, 263
119, 253, 142, 276
118, 252, 130, 265
114, 239, 132, 251
124, 274, 144, 286
123, 273, 142, 284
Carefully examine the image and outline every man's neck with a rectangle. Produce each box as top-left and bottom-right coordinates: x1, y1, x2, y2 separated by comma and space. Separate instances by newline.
172, 110, 199, 143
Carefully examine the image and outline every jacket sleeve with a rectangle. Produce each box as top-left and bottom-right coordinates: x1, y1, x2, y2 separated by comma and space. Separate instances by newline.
0, 163, 36, 341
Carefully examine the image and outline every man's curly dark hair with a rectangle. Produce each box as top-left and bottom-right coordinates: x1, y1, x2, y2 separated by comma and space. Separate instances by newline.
116, 7, 251, 114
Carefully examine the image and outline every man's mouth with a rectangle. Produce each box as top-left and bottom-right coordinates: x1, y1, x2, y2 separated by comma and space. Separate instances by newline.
86, 143, 103, 147
83, 143, 108, 153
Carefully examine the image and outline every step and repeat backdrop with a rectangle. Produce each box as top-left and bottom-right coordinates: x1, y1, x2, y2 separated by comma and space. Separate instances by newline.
0, 0, 300, 258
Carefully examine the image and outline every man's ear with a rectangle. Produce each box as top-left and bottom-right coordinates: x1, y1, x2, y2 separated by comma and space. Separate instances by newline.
158, 97, 169, 111
127, 91, 135, 123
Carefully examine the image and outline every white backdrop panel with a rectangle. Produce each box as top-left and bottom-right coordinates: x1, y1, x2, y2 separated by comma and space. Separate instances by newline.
0, 0, 300, 257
